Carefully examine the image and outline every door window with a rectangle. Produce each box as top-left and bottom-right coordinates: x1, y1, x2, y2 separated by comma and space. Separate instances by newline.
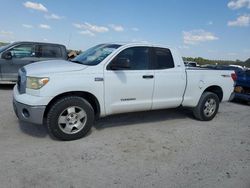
36, 45, 62, 58
108, 47, 150, 70
153, 48, 174, 69
9, 44, 34, 58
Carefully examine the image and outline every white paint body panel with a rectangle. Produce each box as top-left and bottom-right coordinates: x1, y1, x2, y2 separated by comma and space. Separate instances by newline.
152, 48, 186, 109
104, 70, 154, 115
182, 69, 234, 106
152, 68, 186, 109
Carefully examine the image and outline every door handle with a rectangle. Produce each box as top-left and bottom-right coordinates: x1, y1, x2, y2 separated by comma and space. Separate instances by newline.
142, 75, 154, 79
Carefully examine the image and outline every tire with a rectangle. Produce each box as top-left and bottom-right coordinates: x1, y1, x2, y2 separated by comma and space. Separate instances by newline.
47, 96, 94, 141
193, 92, 220, 121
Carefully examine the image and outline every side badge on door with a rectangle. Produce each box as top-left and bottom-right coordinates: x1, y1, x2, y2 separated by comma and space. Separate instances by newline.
94, 77, 104, 82
121, 98, 136, 101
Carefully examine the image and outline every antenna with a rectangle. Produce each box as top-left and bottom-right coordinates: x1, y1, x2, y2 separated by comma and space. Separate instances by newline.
67, 33, 72, 48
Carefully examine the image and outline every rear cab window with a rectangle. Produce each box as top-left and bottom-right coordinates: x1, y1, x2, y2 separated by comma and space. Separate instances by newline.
152, 47, 175, 69
36, 45, 62, 58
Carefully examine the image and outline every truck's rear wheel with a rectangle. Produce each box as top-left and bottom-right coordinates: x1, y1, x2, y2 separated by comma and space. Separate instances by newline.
47, 96, 94, 141
193, 92, 219, 121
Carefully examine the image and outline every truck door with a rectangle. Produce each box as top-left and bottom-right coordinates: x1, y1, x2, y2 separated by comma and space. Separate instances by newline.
104, 47, 154, 115
151, 47, 186, 109
0, 43, 36, 81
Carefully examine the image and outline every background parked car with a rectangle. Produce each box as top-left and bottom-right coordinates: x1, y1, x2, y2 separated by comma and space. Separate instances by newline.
233, 69, 250, 103
215, 65, 243, 73
200, 64, 244, 73
0, 41, 68, 84
199, 64, 249, 103
184, 61, 199, 67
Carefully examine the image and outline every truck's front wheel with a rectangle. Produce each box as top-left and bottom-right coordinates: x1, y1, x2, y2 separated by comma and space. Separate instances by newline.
47, 96, 94, 141
193, 92, 219, 121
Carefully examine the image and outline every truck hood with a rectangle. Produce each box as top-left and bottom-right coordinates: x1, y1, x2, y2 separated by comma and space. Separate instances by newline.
24, 60, 87, 76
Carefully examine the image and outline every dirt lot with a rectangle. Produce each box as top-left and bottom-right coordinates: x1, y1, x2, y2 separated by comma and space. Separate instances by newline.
0, 85, 249, 188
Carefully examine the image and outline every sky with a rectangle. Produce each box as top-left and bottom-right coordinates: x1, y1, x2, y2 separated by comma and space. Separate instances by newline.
0, 0, 250, 61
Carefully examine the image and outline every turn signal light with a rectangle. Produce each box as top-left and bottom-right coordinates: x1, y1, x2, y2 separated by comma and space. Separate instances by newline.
231, 73, 237, 81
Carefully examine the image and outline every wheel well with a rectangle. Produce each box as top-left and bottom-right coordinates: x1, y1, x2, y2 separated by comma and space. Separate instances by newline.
203, 86, 223, 102
44, 91, 100, 118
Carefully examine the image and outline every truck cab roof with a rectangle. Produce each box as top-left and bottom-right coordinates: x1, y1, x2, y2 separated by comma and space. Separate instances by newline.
9, 41, 66, 47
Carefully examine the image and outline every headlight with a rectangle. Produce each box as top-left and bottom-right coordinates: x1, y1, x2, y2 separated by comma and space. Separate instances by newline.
26, 77, 49, 89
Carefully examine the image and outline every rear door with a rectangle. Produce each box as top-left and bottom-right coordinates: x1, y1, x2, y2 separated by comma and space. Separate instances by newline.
152, 47, 186, 109
104, 46, 155, 115
0, 43, 37, 81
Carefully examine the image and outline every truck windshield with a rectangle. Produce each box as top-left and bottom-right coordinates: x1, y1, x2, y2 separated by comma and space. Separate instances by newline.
71, 44, 121, 65
0, 43, 12, 52
0, 45, 8, 52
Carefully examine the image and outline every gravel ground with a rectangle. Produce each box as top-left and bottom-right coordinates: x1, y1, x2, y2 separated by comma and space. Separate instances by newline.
0, 85, 250, 188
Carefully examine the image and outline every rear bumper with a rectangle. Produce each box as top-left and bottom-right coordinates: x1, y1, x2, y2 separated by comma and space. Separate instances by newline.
234, 92, 250, 102
13, 98, 46, 125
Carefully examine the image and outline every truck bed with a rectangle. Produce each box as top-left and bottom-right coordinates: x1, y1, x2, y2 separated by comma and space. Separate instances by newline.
182, 68, 234, 107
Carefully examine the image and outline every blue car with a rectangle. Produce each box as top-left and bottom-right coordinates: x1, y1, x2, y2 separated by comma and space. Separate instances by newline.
234, 70, 250, 103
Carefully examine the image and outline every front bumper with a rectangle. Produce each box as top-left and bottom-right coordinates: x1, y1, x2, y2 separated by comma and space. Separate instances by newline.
13, 98, 46, 125
234, 92, 250, 102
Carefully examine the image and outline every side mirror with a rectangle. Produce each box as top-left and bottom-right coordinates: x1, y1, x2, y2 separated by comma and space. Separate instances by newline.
2, 51, 12, 60
109, 57, 131, 70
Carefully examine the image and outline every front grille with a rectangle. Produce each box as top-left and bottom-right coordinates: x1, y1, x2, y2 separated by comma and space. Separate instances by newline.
17, 68, 26, 94
242, 87, 250, 95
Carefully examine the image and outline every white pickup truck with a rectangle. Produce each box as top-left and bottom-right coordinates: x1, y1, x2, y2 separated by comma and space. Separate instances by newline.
13, 43, 235, 140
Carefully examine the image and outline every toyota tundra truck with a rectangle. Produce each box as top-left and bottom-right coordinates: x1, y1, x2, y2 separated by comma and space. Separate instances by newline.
13, 43, 235, 140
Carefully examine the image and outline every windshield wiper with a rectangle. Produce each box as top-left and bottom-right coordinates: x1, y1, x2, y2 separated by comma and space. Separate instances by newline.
70, 60, 83, 64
